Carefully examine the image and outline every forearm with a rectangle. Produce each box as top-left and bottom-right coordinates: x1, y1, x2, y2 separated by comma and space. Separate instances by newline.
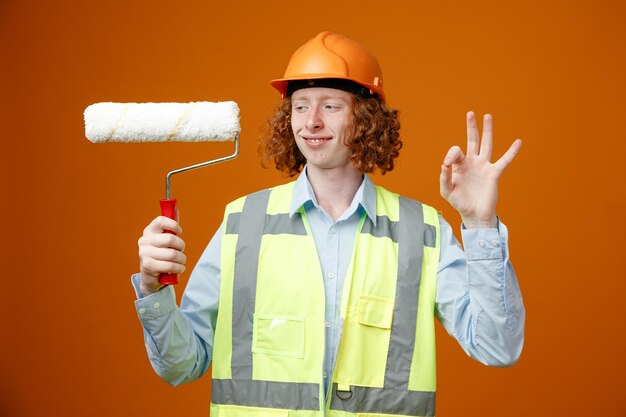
436, 218, 525, 366
132, 224, 222, 384
133, 275, 212, 385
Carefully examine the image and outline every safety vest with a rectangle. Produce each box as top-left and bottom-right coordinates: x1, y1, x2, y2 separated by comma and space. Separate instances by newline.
210, 181, 441, 417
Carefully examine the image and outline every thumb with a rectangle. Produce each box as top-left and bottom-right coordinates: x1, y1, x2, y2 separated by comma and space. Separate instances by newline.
439, 164, 453, 199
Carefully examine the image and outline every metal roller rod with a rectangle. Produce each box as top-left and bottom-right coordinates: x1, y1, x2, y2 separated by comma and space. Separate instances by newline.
165, 136, 240, 200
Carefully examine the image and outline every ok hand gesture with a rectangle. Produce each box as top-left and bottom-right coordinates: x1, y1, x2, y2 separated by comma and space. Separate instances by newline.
439, 111, 522, 229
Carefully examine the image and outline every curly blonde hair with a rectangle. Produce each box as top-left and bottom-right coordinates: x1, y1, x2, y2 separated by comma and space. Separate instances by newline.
259, 94, 402, 177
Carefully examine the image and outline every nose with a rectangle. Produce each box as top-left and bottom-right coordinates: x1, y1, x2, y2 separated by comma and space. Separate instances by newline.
305, 107, 323, 131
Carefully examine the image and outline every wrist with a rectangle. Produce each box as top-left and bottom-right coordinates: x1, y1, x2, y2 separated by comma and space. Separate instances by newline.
140, 278, 164, 297
461, 215, 498, 229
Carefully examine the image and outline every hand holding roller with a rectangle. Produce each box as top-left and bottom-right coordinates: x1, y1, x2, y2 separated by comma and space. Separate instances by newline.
84, 101, 240, 286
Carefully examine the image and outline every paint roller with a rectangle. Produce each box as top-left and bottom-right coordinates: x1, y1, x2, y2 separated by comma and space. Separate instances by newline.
84, 101, 240, 285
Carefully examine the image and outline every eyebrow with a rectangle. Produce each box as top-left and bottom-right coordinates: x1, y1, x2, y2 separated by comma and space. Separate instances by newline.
291, 94, 350, 102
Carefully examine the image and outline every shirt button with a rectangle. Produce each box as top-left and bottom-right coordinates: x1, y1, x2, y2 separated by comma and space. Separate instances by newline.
325, 321, 332, 328
328, 272, 335, 279
478, 240, 487, 248
491, 240, 500, 248
323, 372, 328, 378
138, 308, 146, 315
329, 227, 336, 235
153, 302, 161, 309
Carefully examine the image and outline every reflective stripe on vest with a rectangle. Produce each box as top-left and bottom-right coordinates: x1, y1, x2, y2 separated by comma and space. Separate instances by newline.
211, 182, 440, 417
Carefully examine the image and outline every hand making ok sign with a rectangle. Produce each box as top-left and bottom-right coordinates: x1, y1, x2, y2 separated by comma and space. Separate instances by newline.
440, 111, 522, 228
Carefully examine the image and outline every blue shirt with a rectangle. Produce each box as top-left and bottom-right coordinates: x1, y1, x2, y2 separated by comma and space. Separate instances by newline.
133, 170, 525, 392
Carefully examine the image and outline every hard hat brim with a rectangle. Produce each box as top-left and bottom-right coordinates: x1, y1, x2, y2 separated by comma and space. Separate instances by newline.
270, 76, 385, 102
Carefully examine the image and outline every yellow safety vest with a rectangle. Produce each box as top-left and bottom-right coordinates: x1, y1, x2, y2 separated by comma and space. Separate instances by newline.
210, 181, 441, 417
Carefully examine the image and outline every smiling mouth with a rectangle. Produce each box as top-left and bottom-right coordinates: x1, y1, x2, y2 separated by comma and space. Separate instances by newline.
303, 136, 331, 144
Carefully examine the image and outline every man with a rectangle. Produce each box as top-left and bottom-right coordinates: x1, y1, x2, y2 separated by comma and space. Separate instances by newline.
134, 32, 525, 416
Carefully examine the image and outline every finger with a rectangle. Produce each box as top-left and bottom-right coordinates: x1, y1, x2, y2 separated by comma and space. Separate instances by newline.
142, 258, 186, 276
439, 164, 454, 199
140, 247, 187, 269
466, 111, 479, 155
141, 232, 186, 251
494, 139, 522, 172
479, 114, 493, 160
151, 247, 187, 265
144, 216, 183, 235
443, 145, 465, 167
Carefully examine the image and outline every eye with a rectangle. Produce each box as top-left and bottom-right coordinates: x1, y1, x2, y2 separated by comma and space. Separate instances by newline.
324, 101, 346, 111
293, 104, 308, 112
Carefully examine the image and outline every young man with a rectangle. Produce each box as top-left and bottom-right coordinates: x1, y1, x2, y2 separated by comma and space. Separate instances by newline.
135, 32, 525, 416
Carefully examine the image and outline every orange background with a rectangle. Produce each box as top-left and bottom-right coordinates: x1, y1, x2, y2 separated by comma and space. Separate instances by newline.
1, 0, 625, 416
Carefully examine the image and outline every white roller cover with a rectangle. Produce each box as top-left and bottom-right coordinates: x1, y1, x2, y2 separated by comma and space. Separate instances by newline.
84, 101, 240, 143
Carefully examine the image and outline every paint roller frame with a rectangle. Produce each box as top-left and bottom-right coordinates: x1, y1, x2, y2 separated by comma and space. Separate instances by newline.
164, 135, 240, 201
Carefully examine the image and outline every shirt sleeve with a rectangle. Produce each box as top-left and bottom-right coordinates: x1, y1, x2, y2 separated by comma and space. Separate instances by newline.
133, 224, 223, 386
435, 216, 525, 366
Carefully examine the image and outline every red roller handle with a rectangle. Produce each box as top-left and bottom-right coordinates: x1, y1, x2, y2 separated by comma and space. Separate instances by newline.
159, 199, 179, 285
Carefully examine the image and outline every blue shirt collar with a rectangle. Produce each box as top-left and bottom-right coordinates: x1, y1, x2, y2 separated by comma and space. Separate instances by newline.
290, 166, 378, 225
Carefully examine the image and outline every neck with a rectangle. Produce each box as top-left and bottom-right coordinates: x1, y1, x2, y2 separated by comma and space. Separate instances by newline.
305, 164, 363, 221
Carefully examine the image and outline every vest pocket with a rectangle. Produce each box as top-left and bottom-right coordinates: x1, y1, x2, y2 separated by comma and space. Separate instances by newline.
335, 295, 394, 387
358, 295, 394, 329
252, 314, 305, 359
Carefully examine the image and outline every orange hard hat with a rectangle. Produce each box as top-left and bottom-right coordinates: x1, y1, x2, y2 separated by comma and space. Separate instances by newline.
270, 31, 385, 101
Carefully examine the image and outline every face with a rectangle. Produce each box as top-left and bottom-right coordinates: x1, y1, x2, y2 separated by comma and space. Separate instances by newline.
291, 87, 354, 172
